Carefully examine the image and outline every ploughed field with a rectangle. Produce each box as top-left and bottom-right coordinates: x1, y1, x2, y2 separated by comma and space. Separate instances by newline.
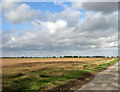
2, 58, 118, 91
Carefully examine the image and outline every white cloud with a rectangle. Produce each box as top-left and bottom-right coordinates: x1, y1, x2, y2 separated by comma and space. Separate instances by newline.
60, 7, 81, 27
2, 2, 118, 56
35, 7, 81, 27
72, 2, 118, 13
54, 2, 68, 8
109, 42, 118, 47
91, 45, 96, 48
40, 20, 67, 34
76, 11, 118, 33
2, 2, 40, 24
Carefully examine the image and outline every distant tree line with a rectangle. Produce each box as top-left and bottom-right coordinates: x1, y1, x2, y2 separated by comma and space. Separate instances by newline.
2, 56, 119, 58
60, 56, 106, 58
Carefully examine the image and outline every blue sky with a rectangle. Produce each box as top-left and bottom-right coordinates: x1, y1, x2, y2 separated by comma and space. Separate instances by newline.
2, 18, 34, 31
2, 2, 118, 57
2, 2, 85, 32
24, 2, 71, 13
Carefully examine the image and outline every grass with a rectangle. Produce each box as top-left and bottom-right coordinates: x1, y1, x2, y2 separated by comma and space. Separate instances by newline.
88, 59, 118, 71
2, 58, 118, 91
4, 70, 90, 91
8, 73, 25, 78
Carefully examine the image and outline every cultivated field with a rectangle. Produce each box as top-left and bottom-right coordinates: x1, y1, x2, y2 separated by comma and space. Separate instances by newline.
2, 58, 118, 91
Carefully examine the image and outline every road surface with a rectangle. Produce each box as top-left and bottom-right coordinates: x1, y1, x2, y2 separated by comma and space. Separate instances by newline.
75, 62, 119, 91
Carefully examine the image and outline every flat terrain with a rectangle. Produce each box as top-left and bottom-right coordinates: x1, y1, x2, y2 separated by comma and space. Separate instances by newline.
2, 58, 118, 91
2, 58, 111, 75
2, 58, 108, 66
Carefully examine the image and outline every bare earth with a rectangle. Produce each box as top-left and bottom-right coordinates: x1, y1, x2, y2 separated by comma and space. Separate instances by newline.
75, 61, 119, 91
2, 58, 106, 66
2, 58, 111, 75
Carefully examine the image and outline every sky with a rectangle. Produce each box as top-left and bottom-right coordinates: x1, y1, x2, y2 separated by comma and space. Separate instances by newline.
1, 1, 118, 57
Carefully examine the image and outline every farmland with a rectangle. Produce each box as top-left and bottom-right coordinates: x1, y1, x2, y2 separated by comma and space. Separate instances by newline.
2, 58, 118, 91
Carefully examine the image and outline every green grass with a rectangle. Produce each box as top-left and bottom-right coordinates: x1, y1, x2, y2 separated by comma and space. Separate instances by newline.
63, 70, 89, 79
88, 59, 118, 71
2, 59, 118, 91
3, 69, 90, 91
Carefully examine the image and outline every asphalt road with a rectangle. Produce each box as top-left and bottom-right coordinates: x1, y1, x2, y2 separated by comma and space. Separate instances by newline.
75, 62, 119, 91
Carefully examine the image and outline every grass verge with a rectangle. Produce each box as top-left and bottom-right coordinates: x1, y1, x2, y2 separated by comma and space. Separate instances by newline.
88, 59, 118, 71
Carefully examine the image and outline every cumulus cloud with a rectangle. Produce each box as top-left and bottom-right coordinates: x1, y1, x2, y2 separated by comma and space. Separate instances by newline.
2, 1, 40, 24
41, 20, 67, 34
2, 2, 118, 56
60, 8, 81, 27
72, 2, 118, 13
33, 7, 81, 27
76, 11, 118, 32
54, 2, 68, 8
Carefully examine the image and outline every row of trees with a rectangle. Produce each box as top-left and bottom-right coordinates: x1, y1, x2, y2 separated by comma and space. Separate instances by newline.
2, 56, 118, 58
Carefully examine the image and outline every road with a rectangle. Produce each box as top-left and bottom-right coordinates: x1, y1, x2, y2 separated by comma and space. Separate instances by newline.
75, 62, 119, 91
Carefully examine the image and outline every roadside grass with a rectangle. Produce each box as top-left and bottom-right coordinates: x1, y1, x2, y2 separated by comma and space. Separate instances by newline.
2, 58, 118, 91
88, 59, 118, 71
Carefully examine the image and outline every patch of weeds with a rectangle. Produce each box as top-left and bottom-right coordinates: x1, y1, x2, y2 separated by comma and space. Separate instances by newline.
63, 70, 89, 79
8, 73, 25, 78
38, 79, 49, 84
91, 64, 97, 66
40, 74, 50, 78
83, 64, 88, 67
12, 77, 50, 90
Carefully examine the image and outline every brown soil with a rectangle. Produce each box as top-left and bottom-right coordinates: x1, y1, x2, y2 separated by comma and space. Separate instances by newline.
2, 58, 108, 67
